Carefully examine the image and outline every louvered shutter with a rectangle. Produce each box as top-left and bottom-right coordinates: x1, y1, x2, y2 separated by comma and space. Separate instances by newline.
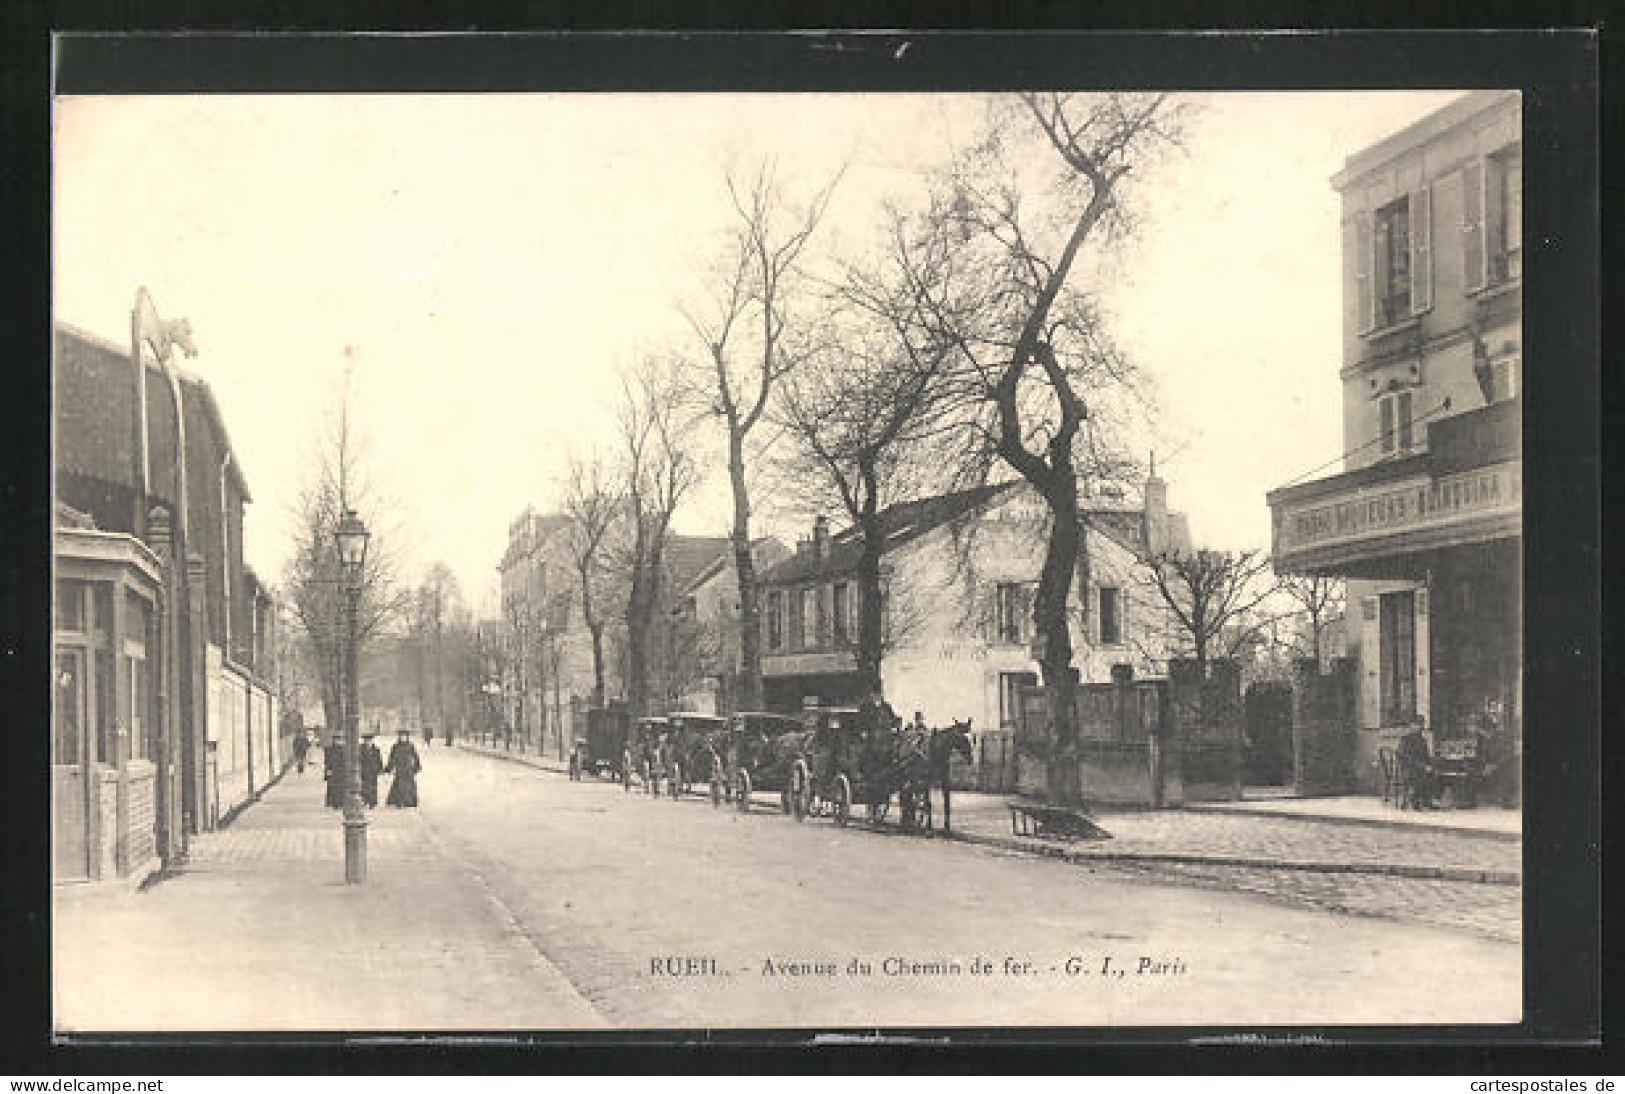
1359, 595, 1380, 728
1380, 396, 1396, 455
1350, 213, 1376, 333
1410, 186, 1432, 314
1414, 587, 1431, 727
1462, 159, 1486, 291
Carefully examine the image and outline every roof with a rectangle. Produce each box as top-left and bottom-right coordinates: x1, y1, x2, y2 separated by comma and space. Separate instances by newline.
663, 534, 733, 593
55, 321, 253, 502
760, 482, 1016, 586
679, 536, 789, 595
1331, 91, 1519, 192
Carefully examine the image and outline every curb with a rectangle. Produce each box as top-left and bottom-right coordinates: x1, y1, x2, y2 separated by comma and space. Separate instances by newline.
945, 829, 1521, 886
458, 742, 569, 775
1179, 802, 1523, 843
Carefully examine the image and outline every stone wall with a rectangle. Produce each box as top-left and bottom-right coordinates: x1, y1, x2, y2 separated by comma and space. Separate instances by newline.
1167, 659, 1244, 802
1292, 658, 1358, 795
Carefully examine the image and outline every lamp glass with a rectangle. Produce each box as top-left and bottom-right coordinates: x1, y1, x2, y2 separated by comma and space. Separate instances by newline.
333, 508, 370, 581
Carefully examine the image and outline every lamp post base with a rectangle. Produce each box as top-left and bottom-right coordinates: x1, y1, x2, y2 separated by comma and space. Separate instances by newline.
343, 807, 369, 884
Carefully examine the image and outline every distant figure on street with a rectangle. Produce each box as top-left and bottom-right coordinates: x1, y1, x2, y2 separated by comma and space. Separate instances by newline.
423, 724, 434, 746
360, 732, 385, 807
292, 730, 308, 775
323, 734, 345, 809
386, 729, 423, 808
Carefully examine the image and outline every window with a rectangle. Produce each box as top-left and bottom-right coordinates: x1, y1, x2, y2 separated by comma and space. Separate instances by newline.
54, 649, 84, 765
1098, 586, 1123, 646
832, 583, 849, 646
1354, 187, 1431, 332
55, 580, 86, 633
1374, 197, 1412, 324
766, 591, 783, 652
995, 582, 1033, 645
998, 671, 1039, 729
1491, 356, 1519, 403
1378, 590, 1417, 725
1465, 147, 1522, 291
1378, 390, 1415, 457
799, 587, 817, 650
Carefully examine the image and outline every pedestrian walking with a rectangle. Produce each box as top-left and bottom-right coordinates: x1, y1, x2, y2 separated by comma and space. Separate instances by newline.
385, 729, 423, 808
292, 730, 308, 775
360, 732, 384, 808
323, 733, 345, 809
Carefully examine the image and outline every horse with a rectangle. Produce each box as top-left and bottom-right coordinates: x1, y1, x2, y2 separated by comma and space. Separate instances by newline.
897, 719, 975, 834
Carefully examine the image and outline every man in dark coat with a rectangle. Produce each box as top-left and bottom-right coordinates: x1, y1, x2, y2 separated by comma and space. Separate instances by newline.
292, 730, 309, 775
359, 732, 385, 807
385, 730, 422, 808
323, 734, 345, 809
1395, 726, 1436, 809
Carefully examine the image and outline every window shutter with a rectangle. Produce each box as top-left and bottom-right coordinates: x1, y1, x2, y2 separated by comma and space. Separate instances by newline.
1410, 186, 1432, 314
1351, 213, 1376, 333
1379, 396, 1395, 455
1396, 390, 1413, 451
1359, 595, 1380, 728
1462, 159, 1486, 291
1413, 588, 1430, 727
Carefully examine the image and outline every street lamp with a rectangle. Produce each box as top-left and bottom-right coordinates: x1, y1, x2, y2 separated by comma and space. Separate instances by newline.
334, 507, 371, 884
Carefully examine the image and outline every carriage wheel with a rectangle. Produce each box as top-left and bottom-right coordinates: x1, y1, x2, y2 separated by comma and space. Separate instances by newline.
736, 769, 752, 813
790, 762, 809, 822
669, 760, 683, 800
833, 774, 852, 827
622, 751, 633, 792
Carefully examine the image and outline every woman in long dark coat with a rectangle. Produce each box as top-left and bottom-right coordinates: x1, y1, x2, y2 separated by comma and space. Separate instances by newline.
385, 730, 422, 808
323, 734, 345, 808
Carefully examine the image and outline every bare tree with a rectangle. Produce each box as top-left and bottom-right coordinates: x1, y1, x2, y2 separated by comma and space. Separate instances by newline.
901, 93, 1184, 804
775, 205, 962, 693
561, 452, 623, 707
681, 163, 842, 712
617, 358, 702, 717
281, 371, 409, 735
1136, 548, 1280, 678
1278, 572, 1347, 665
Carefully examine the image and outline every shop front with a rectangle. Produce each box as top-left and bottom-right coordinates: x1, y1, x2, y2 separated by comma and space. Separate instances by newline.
54, 527, 166, 883
1268, 400, 1521, 800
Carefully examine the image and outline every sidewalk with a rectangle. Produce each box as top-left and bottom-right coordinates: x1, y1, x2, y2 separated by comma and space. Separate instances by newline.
938, 793, 1521, 884
53, 759, 605, 1032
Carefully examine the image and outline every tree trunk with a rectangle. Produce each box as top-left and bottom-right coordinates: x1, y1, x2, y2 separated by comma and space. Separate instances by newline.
627, 567, 651, 717
729, 433, 763, 713
1037, 484, 1083, 807
581, 569, 606, 706
854, 523, 885, 696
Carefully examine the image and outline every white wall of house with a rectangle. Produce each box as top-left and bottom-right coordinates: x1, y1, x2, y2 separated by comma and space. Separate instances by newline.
872, 486, 1187, 733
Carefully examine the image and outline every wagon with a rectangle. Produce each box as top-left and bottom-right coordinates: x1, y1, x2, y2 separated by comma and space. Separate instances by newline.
723, 711, 809, 812
760, 706, 876, 825
568, 705, 629, 783
663, 712, 730, 803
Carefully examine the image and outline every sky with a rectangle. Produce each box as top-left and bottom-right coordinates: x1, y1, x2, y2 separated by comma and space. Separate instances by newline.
53, 90, 1466, 614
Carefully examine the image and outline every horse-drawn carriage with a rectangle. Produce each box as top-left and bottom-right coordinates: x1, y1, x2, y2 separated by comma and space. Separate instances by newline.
568, 705, 630, 783
723, 711, 809, 811
663, 713, 731, 802
760, 707, 976, 830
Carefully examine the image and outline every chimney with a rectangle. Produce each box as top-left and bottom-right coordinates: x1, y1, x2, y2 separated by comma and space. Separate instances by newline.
1144, 453, 1169, 554
813, 514, 829, 561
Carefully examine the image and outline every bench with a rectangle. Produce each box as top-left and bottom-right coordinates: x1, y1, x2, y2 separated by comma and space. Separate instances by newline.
1009, 803, 1109, 842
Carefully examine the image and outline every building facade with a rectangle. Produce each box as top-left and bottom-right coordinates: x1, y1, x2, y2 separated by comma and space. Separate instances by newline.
757, 472, 1191, 733
54, 317, 283, 884
1267, 91, 1522, 794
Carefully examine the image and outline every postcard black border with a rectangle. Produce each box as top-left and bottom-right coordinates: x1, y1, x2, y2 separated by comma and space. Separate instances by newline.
1, 22, 1606, 1075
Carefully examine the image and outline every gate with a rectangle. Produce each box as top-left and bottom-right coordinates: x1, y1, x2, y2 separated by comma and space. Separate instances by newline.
1243, 681, 1294, 786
